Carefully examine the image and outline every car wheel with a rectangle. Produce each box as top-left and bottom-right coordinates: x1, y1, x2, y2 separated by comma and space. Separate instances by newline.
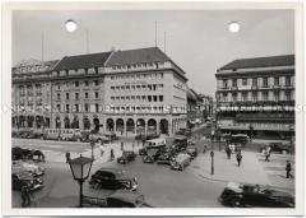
230, 198, 241, 207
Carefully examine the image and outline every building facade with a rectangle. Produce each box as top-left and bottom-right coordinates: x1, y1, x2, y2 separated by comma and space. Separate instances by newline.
215, 55, 295, 140
12, 47, 188, 136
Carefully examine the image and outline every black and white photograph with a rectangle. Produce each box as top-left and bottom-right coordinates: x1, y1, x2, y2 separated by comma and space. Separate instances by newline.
1, 1, 305, 216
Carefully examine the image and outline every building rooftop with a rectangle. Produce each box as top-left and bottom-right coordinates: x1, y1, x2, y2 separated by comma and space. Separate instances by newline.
218, 55, 294, 71
53, 51, 112, 71
106, 47, 170, 66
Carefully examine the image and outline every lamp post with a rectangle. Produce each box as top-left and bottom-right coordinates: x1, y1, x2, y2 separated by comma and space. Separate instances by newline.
210, 150, 214, 175
68, 154, 93, 207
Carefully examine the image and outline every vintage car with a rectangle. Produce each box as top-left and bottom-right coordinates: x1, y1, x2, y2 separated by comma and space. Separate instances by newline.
82, 190, 151, 208
139, 138, 167, 156
156, 148, 176, 165
186, 146, 198, 159
12, 171, 44, 191
218, 182, 294, 207
12, 160, 45, 176
89, 133, 110, 144
43, 129, 61, 140
60, 129, 82, 141
143, 147, 163, 163
104, 131, 118, 141
172, 135, 188, 152
170, 152, 191, 171
89, 168, 138, 191
117, 151, 137, 164
268, 143, 291, 154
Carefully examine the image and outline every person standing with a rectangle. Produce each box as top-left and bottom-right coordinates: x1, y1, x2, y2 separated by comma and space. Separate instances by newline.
236, 152, 242, 167
120, 142, 124, 151
264, 149, 270, 162
65, 152, 71, 163
226, 146, 231, 159
286, 160, 293, 178
20, 182, 31, 207
110, 148, 115, 161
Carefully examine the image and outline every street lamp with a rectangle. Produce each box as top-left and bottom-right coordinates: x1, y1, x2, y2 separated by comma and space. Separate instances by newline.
68, 154, 93, 207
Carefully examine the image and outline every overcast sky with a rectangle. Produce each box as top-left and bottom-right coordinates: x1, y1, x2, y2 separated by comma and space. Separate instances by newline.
13, 10, 294, 96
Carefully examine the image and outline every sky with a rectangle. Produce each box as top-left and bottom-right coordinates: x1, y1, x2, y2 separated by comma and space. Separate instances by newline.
13, 10, 294, 96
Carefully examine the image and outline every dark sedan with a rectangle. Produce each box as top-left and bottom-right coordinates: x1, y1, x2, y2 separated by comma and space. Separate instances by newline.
89, 168, 138, 191
218, 182, 294, 208
117, 151, 137, 164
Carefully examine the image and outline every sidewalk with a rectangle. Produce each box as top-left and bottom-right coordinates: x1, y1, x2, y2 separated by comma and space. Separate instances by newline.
187, 150, 269, 185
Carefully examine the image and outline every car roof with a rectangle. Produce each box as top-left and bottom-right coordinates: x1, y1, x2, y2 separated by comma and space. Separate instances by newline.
174, 135, 187, 140
147, 138, 166, 143
95, 168, 132, 180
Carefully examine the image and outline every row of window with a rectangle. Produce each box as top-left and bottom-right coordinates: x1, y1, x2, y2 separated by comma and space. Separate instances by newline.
107, 106, 186, 113
110, 95, 164, 102
110, 72, 164, 80
221, 76, 293, 89
57, 92, 100, 101
110, 83, 164, 92
219, 90, 293, 102
56, 80, 100, 90
56, 103, 100, 113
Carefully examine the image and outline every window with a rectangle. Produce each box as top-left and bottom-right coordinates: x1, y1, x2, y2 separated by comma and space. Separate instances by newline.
285, 76, 291, 86
66, 104, 70, 113
95, 92, 99, 98
75, 104, 79, 112
153, 84, 157, 91
85, 81, 89, 86
75, 81, 79, 87
223, 79, 228, 89
57, 93, 61, 100
159, 95, 163, 102
84, 103, 89, 112
252, 92, 257, 101
56, 104, 61, 112
66, 93, 69, 100
285, 91, 292, 101
252, 78, 257, 87
242, 92, 248, 101
242, 78, 248, 86
56, 84, 61, 90
85, 93, 89, 99
263, 78, 268, 87
148, 96, 152, 102
274, 91, 280, 101
232, 93, 238, 102
111, 76, 114, 80
263, 91, 269, 101
94, 80, 99, 86
274, 77, 279, 86
232, 79, 237, 88
95, 104, 99, 113
75, 93, 79, 100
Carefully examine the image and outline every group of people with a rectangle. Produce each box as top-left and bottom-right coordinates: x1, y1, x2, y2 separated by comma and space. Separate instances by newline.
225, 143, 243, 167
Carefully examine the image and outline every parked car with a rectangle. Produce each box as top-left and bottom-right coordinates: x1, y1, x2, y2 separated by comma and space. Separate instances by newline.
186, 146, 198, 159
143, 148, 162, 163
170, 152, 191, 171
104, 132, 118, 141
117, 151, 137, 164
172, 135, 188, 152
268, 143, 291, 154
12, 171, 44, 191
139, 138, 167, 156
43, 129, 61, 140
218, 182, 294, 207
156, 148, 176, 165
106, 190, 152, 208
82, 190, 151, 208
89, 133, 110, 144
60, 129, 82, 141
89, 168, 138, 191
12, 160, 45, 176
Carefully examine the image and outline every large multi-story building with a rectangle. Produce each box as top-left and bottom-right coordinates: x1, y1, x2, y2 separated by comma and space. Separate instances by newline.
215, 55, 295, 140
12, 47, 188, 136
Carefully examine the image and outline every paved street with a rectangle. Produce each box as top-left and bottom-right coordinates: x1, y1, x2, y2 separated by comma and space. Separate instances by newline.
12, 124, 295, 208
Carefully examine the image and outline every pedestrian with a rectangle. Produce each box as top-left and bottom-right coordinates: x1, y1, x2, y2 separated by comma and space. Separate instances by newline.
100, 146, 104, 157
142, 139, 145, 148
121, 142, 124, 151
203, 144, 207, 154
286, 160, 293, 179
20, 181, 31, 207
132, 143, 135, 151
226, 146, 231, 159
236, 152, 242, 167
65, 152, 71, 163
264, 150, 270, 162
110, 148, 115, 161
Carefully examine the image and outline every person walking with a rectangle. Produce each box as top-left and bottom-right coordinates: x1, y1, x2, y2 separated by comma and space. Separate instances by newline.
20, 182, 31, 207
264, 149, 270, 162
65, 152, 71, 163
120, 142, 124, 151
286, 160, 293, 179
226, 146, 231, 159
236, 152, 242, 167
110, 148, 115, 161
